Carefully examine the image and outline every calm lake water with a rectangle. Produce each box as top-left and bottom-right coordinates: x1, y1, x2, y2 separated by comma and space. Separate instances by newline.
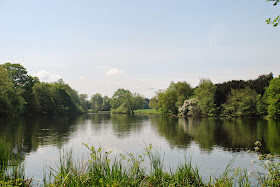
0, 114, 279, 182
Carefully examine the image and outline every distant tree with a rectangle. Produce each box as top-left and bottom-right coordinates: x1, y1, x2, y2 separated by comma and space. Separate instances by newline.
157, 81, 193, 115
142, 98, 150, 109
33, 82, 56, 115
222, 87, 258, 117
149, 95, 158, 110
102, 96, 111, 111
265, 75, 280, 118
247, 73, 273, 95
158, 89, 178, 115
110, 89, 144, 114
91, 93, 103, 112
79, 94, 89, 112
194, 79, 217, 116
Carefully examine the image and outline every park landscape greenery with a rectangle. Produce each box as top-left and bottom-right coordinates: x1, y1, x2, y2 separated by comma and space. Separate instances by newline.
1, 62, 280, 119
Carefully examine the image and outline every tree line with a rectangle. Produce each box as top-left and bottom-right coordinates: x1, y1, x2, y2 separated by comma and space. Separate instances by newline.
150, 73, 280, 118
1, 63, 279, 118
0, 63, 149, 117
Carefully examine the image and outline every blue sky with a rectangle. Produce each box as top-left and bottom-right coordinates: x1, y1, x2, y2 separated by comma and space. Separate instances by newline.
0, 0, 279, 98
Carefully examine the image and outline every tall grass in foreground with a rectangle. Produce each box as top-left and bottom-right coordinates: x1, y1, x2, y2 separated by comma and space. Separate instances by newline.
0, 138, 29, 186
44, 142, 280, 187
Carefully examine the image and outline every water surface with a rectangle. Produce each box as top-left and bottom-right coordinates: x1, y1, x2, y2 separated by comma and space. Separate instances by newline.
0, 114, 279, 181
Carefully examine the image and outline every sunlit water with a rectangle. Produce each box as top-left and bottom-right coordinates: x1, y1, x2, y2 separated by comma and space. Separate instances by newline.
0, 114, 279, 184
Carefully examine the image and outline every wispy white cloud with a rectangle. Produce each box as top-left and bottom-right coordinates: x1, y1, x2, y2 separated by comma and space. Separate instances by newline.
105, 68, 124, 77
34, 70, 60, 82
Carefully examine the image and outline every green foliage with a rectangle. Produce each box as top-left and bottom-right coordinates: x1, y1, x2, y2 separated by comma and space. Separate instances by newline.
110, 89, 145, 114
265, 76, 280, 118
222, 87, 258, 117
79, 94, 90, 112
0, 138, 29, 186
1, 63, 28, 93
0, 66, 25, 116
194, 79, 217, 116
157, 81, 193, 115
102, 95, 111, 111
149, 96, 159, 110
44, 142, 280, 186
32, 80, 84, 115
178, 98, 201, 116
91, 93, 103, 112
266, 0, 280, 27
158, 89, 178, 115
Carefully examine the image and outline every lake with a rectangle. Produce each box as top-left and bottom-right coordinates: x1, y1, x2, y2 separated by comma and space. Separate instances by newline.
0, 114, 279, 183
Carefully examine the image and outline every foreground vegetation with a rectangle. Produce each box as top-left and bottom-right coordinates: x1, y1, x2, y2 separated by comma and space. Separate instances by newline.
1, 137, 278, 186
0, 139, 29, 186
44, 142, 280, 186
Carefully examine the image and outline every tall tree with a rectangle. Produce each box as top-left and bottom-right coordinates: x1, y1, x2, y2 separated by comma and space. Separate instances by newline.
265, 75, 280, 118
110, 89, 144, 114
1, 63, 29, 93
157, 81, 193, 115
194, 79, 217, 116
91, 93, 103, 112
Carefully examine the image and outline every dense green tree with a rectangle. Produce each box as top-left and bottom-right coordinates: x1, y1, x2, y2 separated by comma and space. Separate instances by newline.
32, 80, 84, 115
158, 89, 178, 115
194, 79, 217, 116
110, 89, 144, 114
149, 96, 159, 110
91, 93, 103, 112
222, 87, 258, 117
0, 66, 25, 116
247, 73, 273, 95
265, 75, 280, 118
33, 82, 56, 115
102, 96, 111, 111
157, 81, 193, 115
142, 98, 150, 109
79, 94, 91, 112
1, 63, 29, 93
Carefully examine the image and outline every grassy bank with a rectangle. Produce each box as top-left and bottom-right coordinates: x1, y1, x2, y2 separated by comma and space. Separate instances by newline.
134, 109, 159, 115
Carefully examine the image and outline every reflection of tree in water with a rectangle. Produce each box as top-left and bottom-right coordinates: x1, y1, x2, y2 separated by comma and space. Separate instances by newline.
88, 113, 111, 133
151, 116, 280, 155
0, 114, 86, 161
110, 114, 148, 139
149, 116, 193, 149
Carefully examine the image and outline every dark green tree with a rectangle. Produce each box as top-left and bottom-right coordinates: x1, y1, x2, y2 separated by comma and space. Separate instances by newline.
265, 75, 280, 118
194, 79, 217, 116
222, 87, 258, 117
110, 89, 144, 114
91, 93, 103, 112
